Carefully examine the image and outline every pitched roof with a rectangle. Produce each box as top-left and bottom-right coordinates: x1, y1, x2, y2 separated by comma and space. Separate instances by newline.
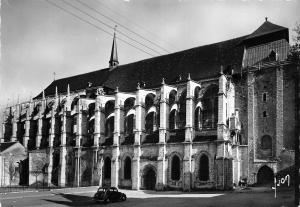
35, 68, 110, 99
0, 142, 17, 153
35, 20, 289, 97
103, 36, 246, 92
245, 19, 288, 40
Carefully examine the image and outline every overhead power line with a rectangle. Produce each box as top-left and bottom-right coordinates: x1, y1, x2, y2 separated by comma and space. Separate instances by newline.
96, 0, 179, 52
61, 0, 163, 56
45, 0, 155, 57
76, 0, 170, 54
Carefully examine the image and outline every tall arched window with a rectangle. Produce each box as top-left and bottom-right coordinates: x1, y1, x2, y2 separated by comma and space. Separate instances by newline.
169, 90, 177, 106
194, 107, 202, 131
105, 100, 115, 138
261, 135, 272, 149
169, 110, 176, 130
199, 155, 209, 181
145, 94, 155, 111
178, 90, 186, 129
145, 112, 155, 134
171, 155, 181, 181
104, 157, 111, 179
124, 98, 135, 136
125, 114, 134, 135
202, 85, 218, 129
105, 117, 114, 138
124, 157, 131, 180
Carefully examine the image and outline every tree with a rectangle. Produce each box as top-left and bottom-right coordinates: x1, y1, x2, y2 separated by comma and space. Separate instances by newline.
31, 155, 47, 188
7, 156, 17, 187
288, 22, 300, 63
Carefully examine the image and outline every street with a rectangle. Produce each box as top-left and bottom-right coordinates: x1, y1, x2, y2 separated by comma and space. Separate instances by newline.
0, 186, 294, 207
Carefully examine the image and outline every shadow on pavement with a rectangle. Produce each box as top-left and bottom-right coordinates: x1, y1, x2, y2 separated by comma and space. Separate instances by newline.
42, 190, 293, 207
44, 193, 99, 206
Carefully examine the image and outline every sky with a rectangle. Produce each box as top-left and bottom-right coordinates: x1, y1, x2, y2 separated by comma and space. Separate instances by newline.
0, 0, 300, 116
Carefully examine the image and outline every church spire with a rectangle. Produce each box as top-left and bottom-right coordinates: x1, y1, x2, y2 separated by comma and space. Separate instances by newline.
109, 25, 119, 70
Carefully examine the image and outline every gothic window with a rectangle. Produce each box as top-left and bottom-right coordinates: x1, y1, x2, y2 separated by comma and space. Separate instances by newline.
105, 101, 115, 138
169, 90, 177, 106
169, 109, 176, 130
194, 107, 202, 131
145, 112, 155, 134
199, 155, 209, 181
105, 117, 114, 138
124, 98, 135, 113
194, 86, 201, 100
88, 119, 94, 134
202, 85, 218, 129
124, 98, 135, 135
104, 157, 111, 179
125, 114, 134, 135
88, 103, 95, 118
145, 94, 155, 111
171, 155, 181, 181
71, 98, 79, 111
124, 157, 131, 180
105, 101, 115, 117
261, 135, 272, 150
177, 90, 186, 129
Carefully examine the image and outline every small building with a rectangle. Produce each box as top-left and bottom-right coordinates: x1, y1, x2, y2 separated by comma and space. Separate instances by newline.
0, 142, 27, 186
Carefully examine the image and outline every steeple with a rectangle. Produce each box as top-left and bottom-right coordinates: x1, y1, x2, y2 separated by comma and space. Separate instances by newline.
109, 25, 119, 70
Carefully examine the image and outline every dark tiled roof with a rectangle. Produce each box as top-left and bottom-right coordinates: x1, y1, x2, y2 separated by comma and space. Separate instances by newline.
35, 68, 110, 99
35, 20, 289, 97
0, 142, 17, 152
103, 36, 246, 92
245, 20, 288, 40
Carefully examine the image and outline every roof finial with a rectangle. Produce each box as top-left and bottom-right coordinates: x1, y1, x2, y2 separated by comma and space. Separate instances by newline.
42, 90, 45, 100
115, 86, 119, 93
55, 86, 58, 97
137, 82, 140, 90
187, 73, 191, 81
161, 77, 165, 85
265, 17, 268, 22
220, 65, 224, 75
67, 84, 70, 96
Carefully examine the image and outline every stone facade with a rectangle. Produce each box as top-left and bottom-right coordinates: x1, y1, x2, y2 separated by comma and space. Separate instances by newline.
0, 20, 297, 190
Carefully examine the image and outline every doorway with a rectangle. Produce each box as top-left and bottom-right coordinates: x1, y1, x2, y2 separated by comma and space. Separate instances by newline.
144, 168, 156, 190
257, 165, 274, 185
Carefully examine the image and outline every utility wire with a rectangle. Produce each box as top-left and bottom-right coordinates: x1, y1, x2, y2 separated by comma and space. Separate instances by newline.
61, 0, 163, 56
96, 0, 179, 51
77, 0, 170, 54
45, 0, 155, 57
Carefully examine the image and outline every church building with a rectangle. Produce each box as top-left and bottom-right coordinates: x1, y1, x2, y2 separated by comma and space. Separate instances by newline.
0, 19, 297, 190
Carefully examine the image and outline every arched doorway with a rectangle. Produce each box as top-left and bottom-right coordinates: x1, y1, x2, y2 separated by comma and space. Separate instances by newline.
199, 155, 209, 181
144, 168, 156, 190
257, 166, 274, 185
19, 158, 29, 186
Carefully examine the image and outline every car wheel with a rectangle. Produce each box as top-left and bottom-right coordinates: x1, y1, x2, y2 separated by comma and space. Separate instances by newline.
104, 198, 109, 204
121, 194, 127, 201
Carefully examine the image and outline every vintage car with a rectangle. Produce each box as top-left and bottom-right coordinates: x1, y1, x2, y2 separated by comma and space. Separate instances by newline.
93, 187, 127, 203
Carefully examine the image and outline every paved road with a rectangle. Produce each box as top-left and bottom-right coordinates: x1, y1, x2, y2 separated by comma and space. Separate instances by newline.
0, 186, 294, 207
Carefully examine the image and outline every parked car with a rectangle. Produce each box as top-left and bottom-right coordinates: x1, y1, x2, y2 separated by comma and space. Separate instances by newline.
93, 187, 127, 203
